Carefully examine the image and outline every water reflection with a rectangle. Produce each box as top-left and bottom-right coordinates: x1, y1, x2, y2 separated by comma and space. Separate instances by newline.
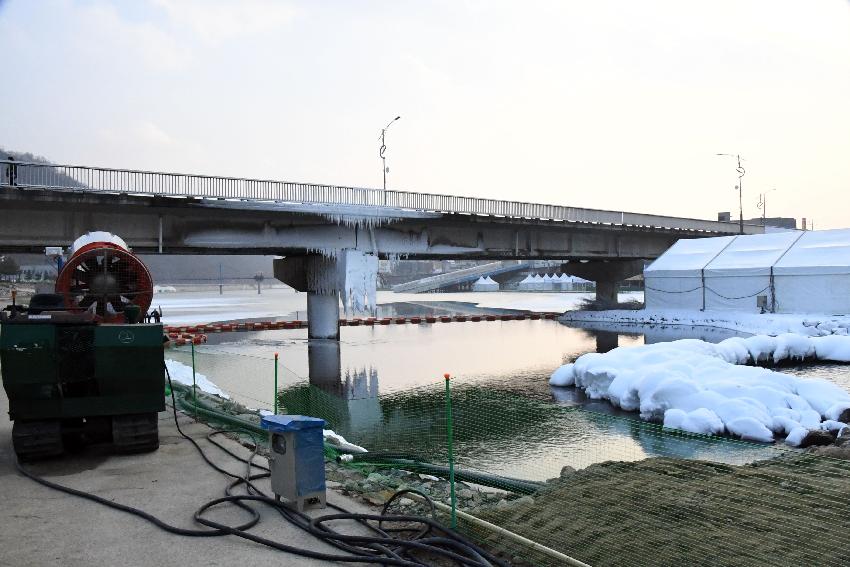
271, 333, 780, 482
170, 313, 787, 483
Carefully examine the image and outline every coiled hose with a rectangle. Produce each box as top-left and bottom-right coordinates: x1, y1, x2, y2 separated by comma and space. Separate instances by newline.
13, 367, 510, 567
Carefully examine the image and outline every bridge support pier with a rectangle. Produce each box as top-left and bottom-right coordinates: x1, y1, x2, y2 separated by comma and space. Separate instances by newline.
274, 250, 377, 340
595, 280, 618, 305
307, 293, 340, 340
559, 259, 644, 307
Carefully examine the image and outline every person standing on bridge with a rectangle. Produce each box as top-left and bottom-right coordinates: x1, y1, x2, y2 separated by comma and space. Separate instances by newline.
5, 156, 18, 186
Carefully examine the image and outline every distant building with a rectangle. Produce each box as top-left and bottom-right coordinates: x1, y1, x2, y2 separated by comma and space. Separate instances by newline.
746, 217, 797, 230
718, 212, 798, 231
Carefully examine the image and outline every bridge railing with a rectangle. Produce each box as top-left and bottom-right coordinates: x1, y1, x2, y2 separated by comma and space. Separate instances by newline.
0, 160, 760, 234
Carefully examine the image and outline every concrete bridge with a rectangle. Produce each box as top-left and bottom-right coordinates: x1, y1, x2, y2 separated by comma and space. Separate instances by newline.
0, 159, 762, 338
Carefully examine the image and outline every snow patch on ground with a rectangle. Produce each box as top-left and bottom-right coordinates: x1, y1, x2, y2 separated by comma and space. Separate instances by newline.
561, 308, 850, 338
549, 336, 850, 446
323, 429, 367, 453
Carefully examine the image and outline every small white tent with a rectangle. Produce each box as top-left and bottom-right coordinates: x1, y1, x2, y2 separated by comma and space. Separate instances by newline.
645, 228, 850, 314
517, 274, 534, 291
531, 274, 545, 291
556, 273, 572, 291
542, 274, 555, 291
472, 276, 499, 292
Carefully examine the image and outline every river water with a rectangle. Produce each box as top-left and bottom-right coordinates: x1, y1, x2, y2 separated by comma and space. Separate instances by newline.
162, 288, 849, 482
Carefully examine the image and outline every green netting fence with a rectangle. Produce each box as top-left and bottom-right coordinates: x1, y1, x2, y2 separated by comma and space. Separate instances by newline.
169, 345, 850, 567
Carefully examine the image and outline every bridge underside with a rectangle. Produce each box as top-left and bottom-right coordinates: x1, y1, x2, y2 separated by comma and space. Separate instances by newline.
2, 188, 686, 260
2, 188, 686, 338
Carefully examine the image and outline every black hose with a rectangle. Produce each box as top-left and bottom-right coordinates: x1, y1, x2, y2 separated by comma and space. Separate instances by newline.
12, 366, 510, 567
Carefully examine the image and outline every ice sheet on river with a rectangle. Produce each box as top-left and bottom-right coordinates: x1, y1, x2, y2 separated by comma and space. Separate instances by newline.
549, 335, 850, 446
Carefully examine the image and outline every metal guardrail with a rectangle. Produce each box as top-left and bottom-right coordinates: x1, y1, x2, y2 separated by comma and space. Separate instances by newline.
0, 160, 760, 234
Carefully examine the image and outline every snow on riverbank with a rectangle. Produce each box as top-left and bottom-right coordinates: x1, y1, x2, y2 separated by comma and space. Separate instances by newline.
165, 359, 230, 399
560, 309, 850, 337
549, 336, 850, 446
168, 360, 366, 453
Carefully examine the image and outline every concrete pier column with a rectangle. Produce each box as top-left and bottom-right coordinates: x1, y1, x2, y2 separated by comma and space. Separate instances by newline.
595, 280, 618, 305
308, 339, 342, 392
307, 293, 340, 340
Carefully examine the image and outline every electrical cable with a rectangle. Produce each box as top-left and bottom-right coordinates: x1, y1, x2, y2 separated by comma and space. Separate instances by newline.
12, 366, 510, 567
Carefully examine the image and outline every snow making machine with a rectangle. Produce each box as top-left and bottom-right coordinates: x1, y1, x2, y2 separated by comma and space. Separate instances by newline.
0, 233, 165, 460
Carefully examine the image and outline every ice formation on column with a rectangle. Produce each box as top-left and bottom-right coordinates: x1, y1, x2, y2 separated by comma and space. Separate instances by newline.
339, 249, 378, 315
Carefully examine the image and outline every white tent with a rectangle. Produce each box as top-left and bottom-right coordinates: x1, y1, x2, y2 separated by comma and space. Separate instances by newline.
472, 276, 499, 292
518, 274, 534, 291
531, 274, 545, 291
542, 273, 555, 291
773, 230, 850, 314
644, 235, 737, 310
703, 231, 803, 311
645, 229, 850, 314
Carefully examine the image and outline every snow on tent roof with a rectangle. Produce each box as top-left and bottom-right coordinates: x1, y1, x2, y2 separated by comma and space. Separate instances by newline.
774, 229, 850, 276
704, 231, 803, 277
645, 235, 738, 277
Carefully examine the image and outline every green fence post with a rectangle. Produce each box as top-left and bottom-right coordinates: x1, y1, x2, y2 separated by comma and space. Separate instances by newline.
274, 352, 279, 414
444, 372, 457, 529
191, 341, 197, 417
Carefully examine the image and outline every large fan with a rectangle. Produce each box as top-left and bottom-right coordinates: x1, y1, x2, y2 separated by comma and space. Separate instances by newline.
55, 234, 153, 323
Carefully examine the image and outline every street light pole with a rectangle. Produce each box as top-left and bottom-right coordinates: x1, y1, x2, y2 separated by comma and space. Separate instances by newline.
716, 153, 746, 234
379, 116, 401, 193
757, 188, 776, 226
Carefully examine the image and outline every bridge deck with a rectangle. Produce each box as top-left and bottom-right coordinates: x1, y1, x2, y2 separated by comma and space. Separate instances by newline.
0, 160, 759, 235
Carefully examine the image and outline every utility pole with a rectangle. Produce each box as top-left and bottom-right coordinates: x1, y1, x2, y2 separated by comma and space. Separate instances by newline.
379, 116, 401, 200
716, 153, 746, 234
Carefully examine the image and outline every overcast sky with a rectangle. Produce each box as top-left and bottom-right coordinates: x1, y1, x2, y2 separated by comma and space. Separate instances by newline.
2, 0, 849, 228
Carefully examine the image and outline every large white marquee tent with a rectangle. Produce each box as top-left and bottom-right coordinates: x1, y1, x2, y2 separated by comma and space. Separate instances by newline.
645, 229, 850, 314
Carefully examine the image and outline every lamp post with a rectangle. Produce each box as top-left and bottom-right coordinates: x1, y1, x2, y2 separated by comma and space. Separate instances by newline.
716, 153, 746, 234
379, 116, 401, 194
757, 188, 776, 226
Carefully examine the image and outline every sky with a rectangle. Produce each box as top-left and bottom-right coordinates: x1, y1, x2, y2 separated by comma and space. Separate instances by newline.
1, 0, 849, 229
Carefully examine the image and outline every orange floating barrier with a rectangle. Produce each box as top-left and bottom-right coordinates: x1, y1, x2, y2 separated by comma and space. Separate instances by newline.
470, 316, 481, 322
395, 317, 407, 324
410, 316, 421, 324
425, 316, 437, 323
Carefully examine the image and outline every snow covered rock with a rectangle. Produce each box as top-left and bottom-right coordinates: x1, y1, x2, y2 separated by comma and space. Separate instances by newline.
550, 335, 850, 445
549, 364, 576, 387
